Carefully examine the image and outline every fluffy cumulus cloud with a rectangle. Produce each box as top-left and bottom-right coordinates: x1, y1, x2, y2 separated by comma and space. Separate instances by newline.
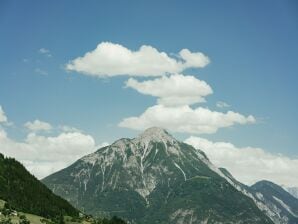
185, 136, 298, 187
119, 105, 255, 134
126, 74, 213, 106
66, 42, 210, 77
0, 128, 96, 179
24, 119, 52, 131
0, 106, 7, 123
0, 107, 101, 178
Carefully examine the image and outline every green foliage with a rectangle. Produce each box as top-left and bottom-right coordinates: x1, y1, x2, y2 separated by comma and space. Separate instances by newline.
3, 203, 9, 210
19, 220, 30, 224
0, 153, 78, 219
0, 218, 12, 224
0, 203, 12, 217
19, 215, 26, 219
41, 218, 52, 224
92, 216, 126, 224
19, 215, 30, 224
50, 214, 65, 224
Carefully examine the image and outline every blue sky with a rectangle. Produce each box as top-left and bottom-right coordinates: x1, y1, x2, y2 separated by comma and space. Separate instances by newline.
0, 1, 298, 182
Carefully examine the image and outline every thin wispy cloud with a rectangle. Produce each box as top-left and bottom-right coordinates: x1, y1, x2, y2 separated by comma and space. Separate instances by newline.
216, 101, 230, 108
59, 125, 82, 133
0, 106, 7, 123
35, 68, 48, 76
38, 48, 52, 57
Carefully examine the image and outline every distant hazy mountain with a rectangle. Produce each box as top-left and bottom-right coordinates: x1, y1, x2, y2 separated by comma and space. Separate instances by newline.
284, 187, 298, 200
220, 167, 298, 224
0, 153, 78, 218
252, 181, 298, 224
43, 127, 273, 224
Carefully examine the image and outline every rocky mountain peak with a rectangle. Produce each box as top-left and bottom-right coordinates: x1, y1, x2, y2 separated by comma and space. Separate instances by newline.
135, 127, 176, 144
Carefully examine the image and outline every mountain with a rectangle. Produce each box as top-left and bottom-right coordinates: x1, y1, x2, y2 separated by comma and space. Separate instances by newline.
0, 152, 79, 219
219, 168, 298, 224
43, 127, 274, 223
284, 187, 298, 200
251, 181, 298, 224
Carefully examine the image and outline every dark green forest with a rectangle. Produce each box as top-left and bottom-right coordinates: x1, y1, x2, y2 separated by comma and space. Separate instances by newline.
0, 153, 127, 224
0, 153, 78, 218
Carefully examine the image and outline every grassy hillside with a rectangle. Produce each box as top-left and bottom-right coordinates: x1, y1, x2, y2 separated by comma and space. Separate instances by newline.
1, 198, 126, 224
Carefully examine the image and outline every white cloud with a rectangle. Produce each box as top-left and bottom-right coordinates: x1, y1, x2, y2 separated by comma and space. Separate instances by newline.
24, 119, 52, 132
39, 48, 52, 57
0, 128, 96, 179
59, 125, 82, 133
126, 74, 213, 106
119, 105, 255, 134
179, 49, 209, 68
39, 48, 50, 54
216, 101, 230, 108
66, 42, 210, 77
0, 106, 7, 123
35, 68, 48, 76
185, 136, 298, 187
0, 109, 109, 178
